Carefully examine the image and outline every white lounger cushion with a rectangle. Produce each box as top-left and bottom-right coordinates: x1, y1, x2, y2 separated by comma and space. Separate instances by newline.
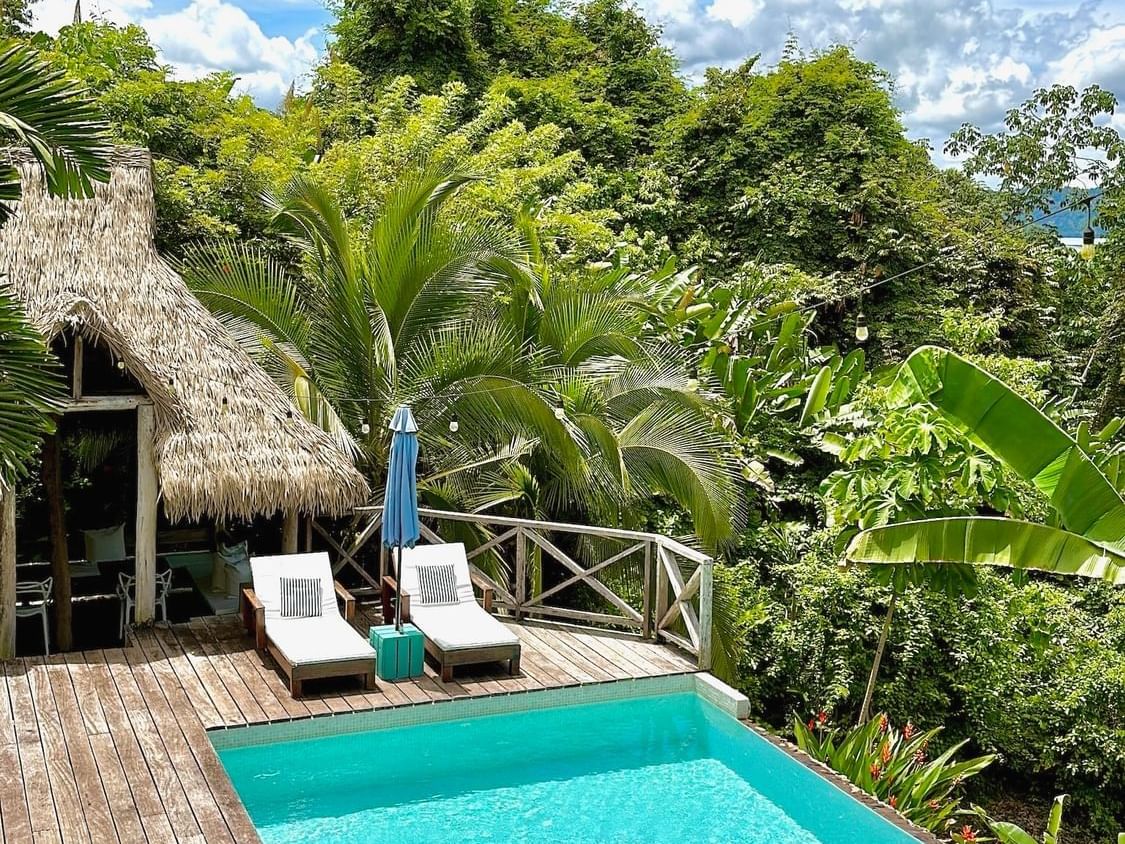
250, 552, 375, 664
400, 543, 519, 652
266, 615, 376, 666
410, 602, 518, 652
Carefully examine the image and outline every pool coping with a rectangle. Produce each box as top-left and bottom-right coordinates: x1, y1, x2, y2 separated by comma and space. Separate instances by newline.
210, 671, 942, 843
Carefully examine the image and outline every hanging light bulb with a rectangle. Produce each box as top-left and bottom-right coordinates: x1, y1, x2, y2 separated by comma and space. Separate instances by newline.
854, 309, 869, 343
1080, 197, 1096, 261
360, 422, 371, 435
448, 415, 459, 434
116, 359, 126, 371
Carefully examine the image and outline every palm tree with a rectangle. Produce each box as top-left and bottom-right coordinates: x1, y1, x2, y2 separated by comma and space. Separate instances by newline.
0, 37, 112, 655
182, 166, 742, 551
845, 345, 1125, 584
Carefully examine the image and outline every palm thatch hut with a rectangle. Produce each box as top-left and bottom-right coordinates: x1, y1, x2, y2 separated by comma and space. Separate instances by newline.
0, 147, 368, 650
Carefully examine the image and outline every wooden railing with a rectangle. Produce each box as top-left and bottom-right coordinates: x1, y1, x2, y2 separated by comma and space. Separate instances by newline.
314, 507, 714, 670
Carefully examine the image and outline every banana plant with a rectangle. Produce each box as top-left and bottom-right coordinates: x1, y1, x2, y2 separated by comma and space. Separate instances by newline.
845, 346, 1125, 586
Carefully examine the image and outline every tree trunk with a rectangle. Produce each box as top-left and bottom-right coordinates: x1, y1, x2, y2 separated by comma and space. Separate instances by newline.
41, 431, 72, 652
858, 592, 896, 725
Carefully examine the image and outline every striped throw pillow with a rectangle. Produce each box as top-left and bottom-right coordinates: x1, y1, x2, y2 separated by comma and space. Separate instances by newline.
417, 564, 458, 605
279, 576, 322, 618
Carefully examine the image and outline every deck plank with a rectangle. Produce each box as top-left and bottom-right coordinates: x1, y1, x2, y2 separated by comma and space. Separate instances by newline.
8, 664, 60, 836
43, 655, 119, 843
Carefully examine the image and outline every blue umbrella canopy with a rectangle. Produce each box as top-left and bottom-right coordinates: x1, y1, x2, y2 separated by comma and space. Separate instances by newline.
382, 405, 420, 551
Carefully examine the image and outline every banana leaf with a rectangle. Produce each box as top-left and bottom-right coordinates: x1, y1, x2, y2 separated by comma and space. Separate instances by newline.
846, 516, 1125, 585
892, 346, 1125, 553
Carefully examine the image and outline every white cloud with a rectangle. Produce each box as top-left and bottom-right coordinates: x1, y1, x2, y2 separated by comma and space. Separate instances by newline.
706, 0, 764, 27
31, 0, 317, 106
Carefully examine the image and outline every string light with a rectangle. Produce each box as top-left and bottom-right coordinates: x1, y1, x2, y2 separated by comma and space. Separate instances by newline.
116, 360, 126, 371
448, 415, 459, 433
360, 422, 371, 435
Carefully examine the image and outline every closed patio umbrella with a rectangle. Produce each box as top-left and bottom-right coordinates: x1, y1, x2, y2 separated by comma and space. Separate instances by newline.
382, 405, 420, 632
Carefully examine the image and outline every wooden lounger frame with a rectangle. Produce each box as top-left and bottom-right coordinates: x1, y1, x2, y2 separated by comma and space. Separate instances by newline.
380, 575, 521, 682
240, 581, 376, 697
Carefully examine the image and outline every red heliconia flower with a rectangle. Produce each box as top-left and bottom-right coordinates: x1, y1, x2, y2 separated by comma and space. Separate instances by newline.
879, 714, 889, 733
817, 710, 828, 725
888, 795, 898, 809
881, 742, 892, 764
808, 718, 817, 732
903, 722, 916, 740
913, 748, 927, 765
959, 825, 977, 842
869, 762, 882, 779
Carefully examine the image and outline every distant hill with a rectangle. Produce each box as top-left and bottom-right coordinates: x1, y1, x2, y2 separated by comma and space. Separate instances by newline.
1041, 189, 1104, 237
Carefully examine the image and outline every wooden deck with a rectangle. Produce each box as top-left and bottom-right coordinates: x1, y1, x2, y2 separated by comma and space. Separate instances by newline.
0, 611, 696, 843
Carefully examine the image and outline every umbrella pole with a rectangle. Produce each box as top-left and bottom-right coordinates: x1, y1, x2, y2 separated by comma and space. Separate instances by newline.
394, 545, 402, 632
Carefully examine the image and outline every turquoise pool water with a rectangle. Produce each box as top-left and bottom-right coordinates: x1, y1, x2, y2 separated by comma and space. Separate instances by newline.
216, 692, 919, 844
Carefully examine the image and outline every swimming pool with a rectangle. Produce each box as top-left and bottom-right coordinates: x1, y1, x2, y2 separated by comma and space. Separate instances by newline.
214, 680, 923, 844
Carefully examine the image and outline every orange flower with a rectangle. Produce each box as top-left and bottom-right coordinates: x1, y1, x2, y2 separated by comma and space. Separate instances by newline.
903, 722, 916, 740
959, 825, 977, 842
881, 742, 892, 764
888, 795, 898, 809
879, 714, 889, 733
869, 762, 882, 779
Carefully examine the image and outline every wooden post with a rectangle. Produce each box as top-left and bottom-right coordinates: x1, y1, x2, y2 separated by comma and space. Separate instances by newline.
42, 431, 72, 651
71, 336, 83, 399
304, 516, 313, 552
0, 483, 16, 658
514, 528, 526, 619
282, 511, 299, 554
698, 556, 714, 670
134, 404, 157, 625
654, 543, 669, 642
642, 540, 653, 640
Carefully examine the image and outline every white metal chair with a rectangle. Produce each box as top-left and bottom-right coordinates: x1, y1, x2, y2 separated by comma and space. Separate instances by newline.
117, 569, 173, 639
16, 577, 53, 656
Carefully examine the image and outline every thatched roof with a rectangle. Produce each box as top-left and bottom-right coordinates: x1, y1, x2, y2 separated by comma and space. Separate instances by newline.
0, 147, 369, 521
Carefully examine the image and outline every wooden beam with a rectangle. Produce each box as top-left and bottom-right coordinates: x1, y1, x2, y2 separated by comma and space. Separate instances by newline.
61, 395, 151, 414
72, 336, 83, 400
0, 483, 15, 658
134, 403, 158, 624
698, 557, 713, 670
281, 511, 299, 554
43, 430, 72, 650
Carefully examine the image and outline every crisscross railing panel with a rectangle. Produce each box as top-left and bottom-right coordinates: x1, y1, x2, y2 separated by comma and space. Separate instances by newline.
315, 506, 713, 668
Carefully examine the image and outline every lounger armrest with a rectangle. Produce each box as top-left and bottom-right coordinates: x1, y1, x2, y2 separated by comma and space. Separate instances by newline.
468, 568, 494, 613
334, 580, 356, 621
380, 575, 411, 624
240, 587, 265, 650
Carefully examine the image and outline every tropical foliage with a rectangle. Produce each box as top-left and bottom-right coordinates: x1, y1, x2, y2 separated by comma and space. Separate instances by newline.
180, 165, 742, 548
794, 711, 994, 833
4, 7, 1125, 838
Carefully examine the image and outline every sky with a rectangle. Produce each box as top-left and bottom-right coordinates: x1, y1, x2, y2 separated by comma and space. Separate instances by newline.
30, 0, 1125, 162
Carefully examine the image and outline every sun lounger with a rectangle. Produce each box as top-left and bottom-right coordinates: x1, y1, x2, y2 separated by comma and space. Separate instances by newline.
381, 542, 521, 682
241, 552, 376, 697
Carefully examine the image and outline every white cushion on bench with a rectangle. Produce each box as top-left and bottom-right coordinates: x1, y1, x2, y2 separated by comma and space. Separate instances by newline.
410, 602, 518, 652
266, 615, 376, 666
